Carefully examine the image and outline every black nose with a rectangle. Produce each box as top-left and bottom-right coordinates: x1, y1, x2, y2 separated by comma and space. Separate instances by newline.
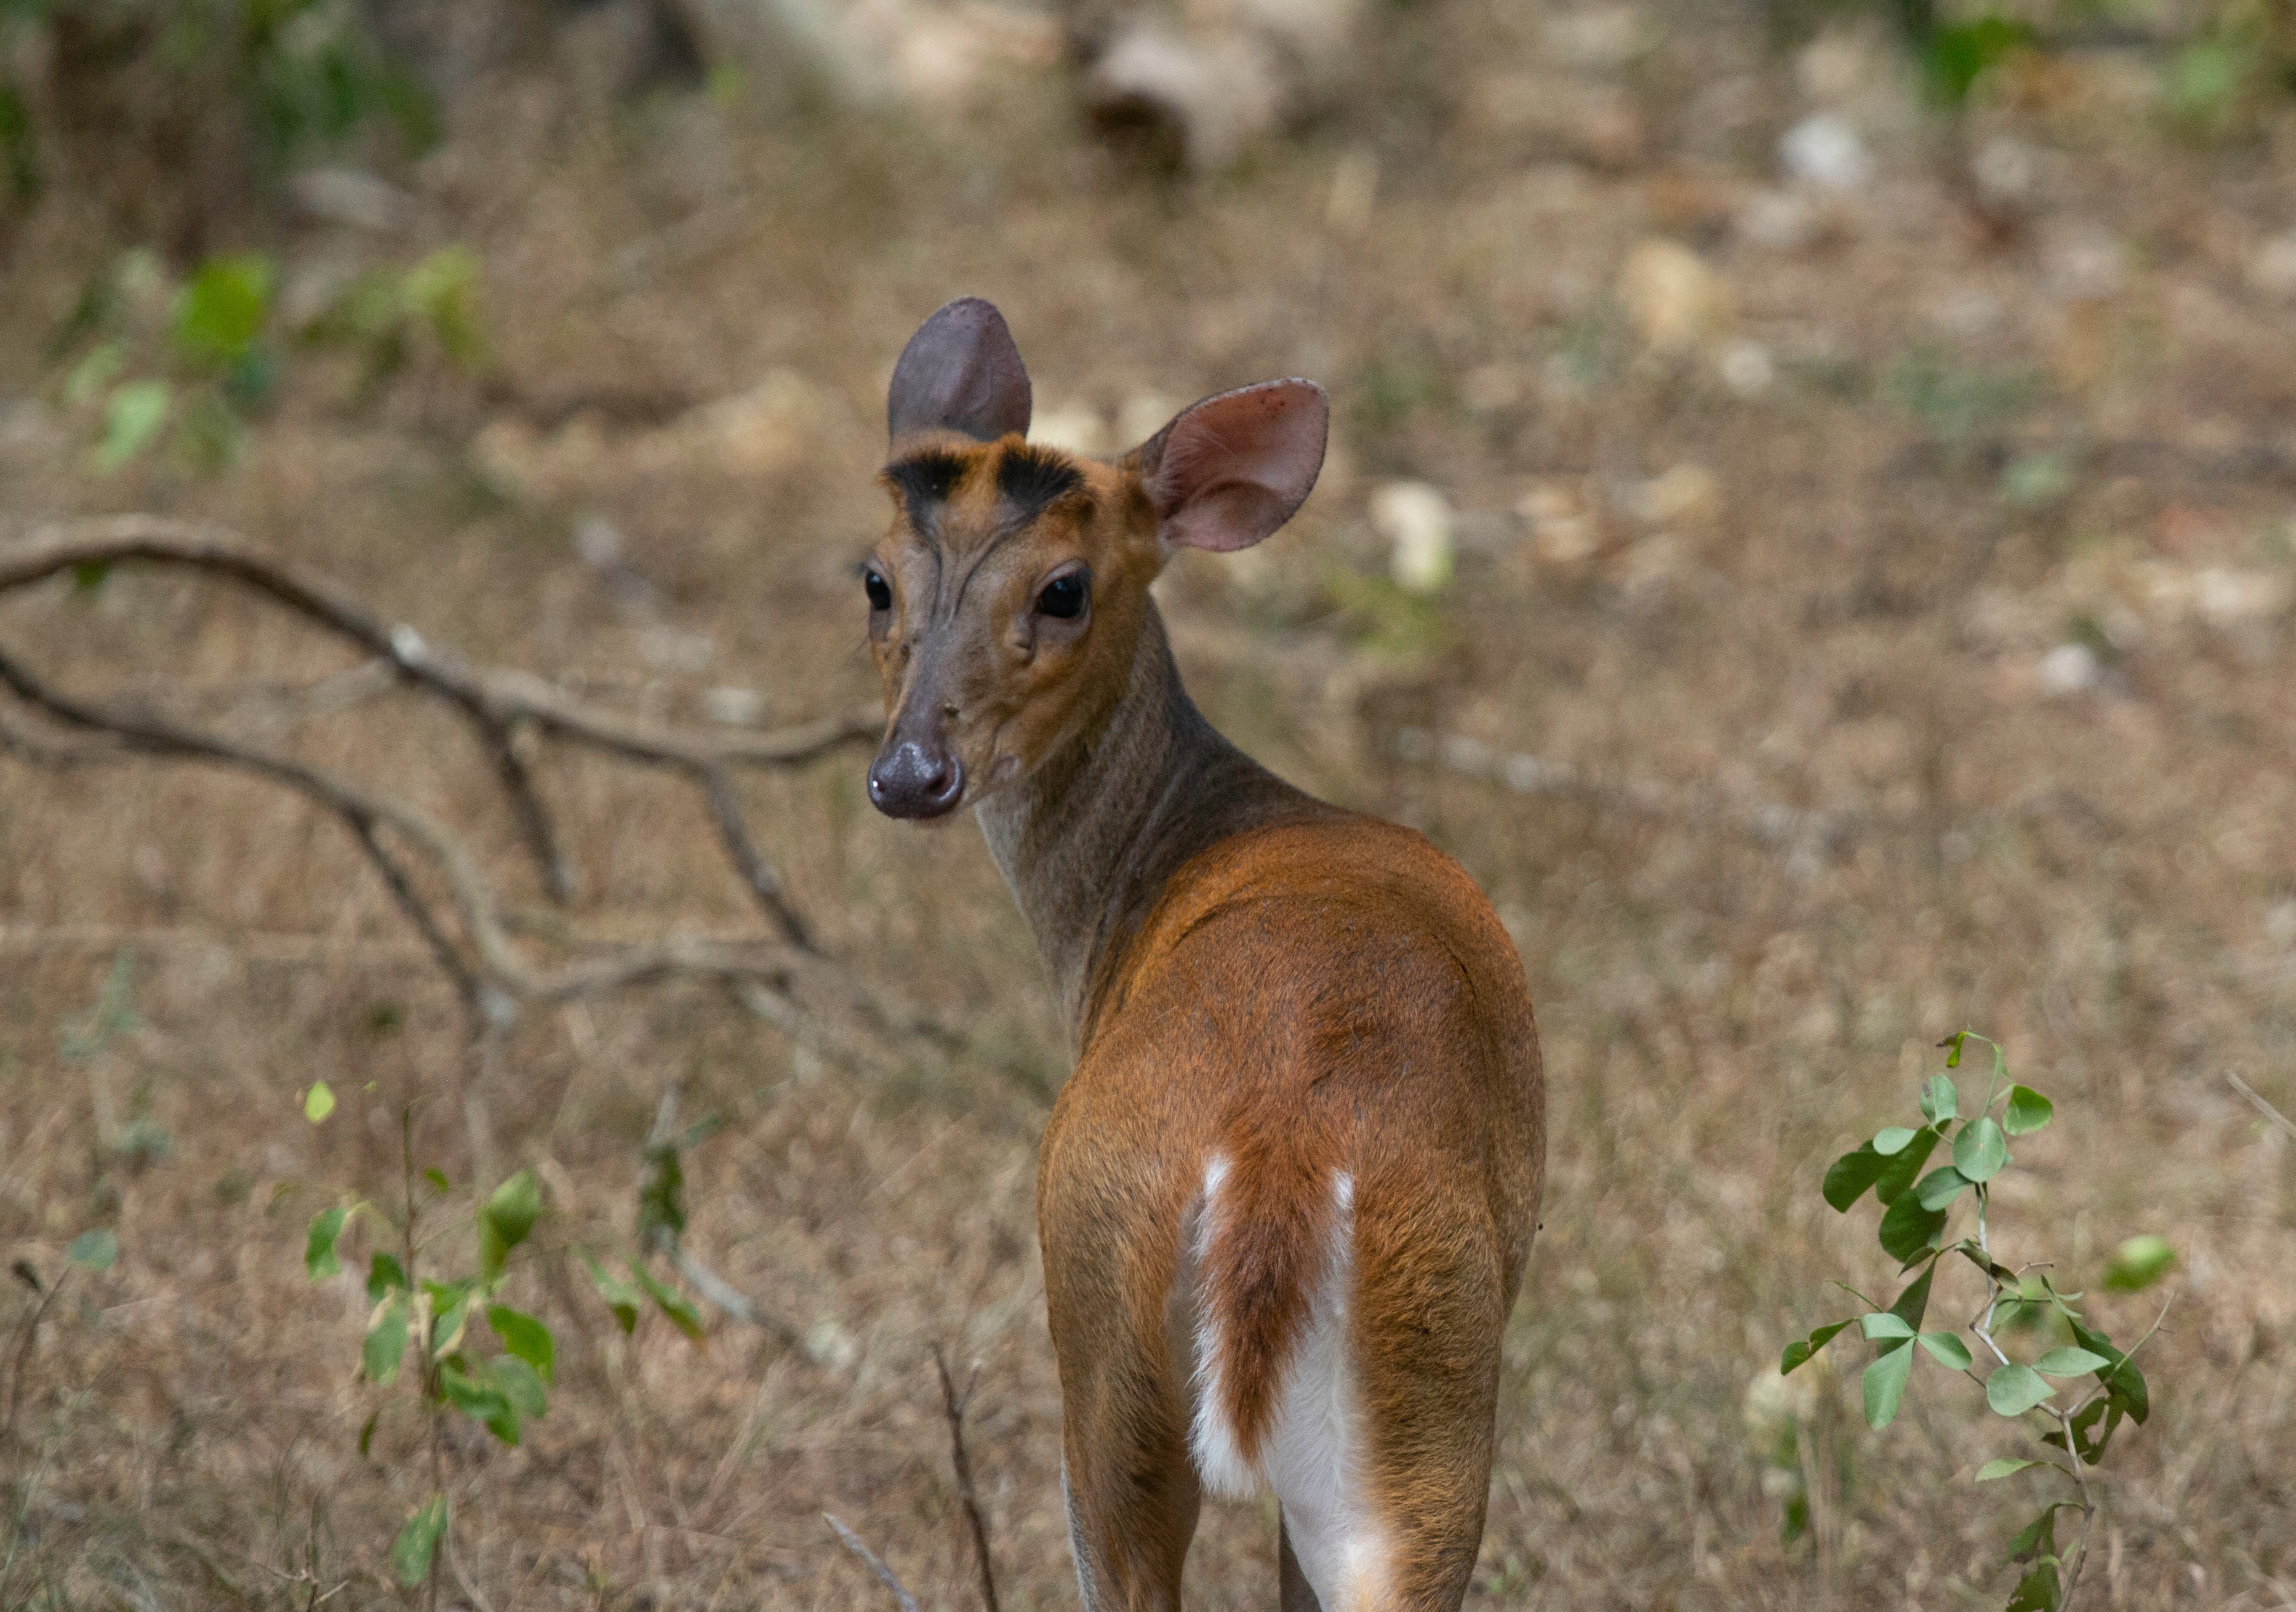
868, 741, 964, 819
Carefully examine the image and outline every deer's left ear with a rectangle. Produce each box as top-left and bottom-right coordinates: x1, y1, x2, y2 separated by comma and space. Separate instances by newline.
1133, 379, 1328, 553
887, 297, 1034, 444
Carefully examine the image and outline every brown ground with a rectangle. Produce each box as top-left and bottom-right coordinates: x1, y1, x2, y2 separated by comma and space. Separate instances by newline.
3, 3, 2295, 1608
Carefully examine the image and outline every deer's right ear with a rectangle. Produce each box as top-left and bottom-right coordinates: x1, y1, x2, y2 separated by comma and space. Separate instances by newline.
887, 298, 1033, 444
1135, 379, 1328, 553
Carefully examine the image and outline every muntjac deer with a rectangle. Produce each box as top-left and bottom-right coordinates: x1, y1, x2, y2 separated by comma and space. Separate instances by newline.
860, 298, 1544, 1611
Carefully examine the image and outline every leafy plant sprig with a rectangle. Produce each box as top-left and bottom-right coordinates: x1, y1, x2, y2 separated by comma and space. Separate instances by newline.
1783, 1033, 2170, 1612
302, 1085, 554, 1605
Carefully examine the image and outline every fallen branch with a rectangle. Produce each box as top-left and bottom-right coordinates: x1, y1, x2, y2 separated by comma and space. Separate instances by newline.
0, 517, 938, 1082
1, 517, 880, 941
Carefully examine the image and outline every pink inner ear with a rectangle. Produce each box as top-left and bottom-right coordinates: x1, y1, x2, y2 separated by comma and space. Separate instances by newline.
1143, 380, 1329, 553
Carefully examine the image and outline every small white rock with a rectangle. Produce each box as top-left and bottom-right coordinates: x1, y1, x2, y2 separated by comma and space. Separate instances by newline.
700, 686, 764, 726
1780, 114, 1871, 192
1719, 340, 1774, 396
2249, 230, 2296, 297
1737, 187, 1820, 251
2265, 899, 2296, 947
1618, 238, 1731, 355
2037, 642, 2102, 695
574, 513, 625, 569
804, 1318, 859, 1371
1369, 481, 1455, 595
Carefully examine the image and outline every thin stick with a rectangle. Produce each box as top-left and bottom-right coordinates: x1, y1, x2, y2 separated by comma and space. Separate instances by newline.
822, 1515, 921, 1612
934, 1344, 1001, 1612
2228, 1072, 2296, 1142
2, 1267, 68, 1444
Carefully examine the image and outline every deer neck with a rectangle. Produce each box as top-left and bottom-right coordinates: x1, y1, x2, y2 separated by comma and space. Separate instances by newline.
974, 601, 1310, 1046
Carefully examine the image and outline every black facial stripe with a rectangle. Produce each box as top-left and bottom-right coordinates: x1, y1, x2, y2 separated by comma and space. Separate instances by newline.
996, 444, 1083, 523
886, 450, 972, 536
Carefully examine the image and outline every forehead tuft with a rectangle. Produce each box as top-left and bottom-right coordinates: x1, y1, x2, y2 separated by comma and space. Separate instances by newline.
884, 441, 1095, 549
995, 443, 1084, 514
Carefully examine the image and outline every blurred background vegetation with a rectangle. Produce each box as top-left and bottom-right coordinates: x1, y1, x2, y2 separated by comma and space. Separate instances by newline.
2, 0, 2295, 1606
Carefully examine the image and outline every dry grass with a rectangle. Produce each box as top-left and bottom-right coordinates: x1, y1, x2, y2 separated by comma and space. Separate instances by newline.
3, 2, 2295, 1607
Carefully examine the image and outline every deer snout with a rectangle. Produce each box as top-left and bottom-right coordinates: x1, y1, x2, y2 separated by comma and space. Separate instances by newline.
868, 736, 965, 819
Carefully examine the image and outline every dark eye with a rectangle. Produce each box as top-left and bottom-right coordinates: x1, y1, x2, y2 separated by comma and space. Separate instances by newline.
1036, 574, 1087, 620
863, 567, 892, 612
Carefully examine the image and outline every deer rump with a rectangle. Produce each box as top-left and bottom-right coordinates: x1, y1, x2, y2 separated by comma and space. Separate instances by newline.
1050, 844, 1533, 1602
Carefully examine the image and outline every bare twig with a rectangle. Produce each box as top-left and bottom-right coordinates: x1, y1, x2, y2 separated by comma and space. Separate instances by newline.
2, 1265, 68, 1445
822, 1515, 922, 1612
933, 1345, 1002, 1612
2228, 1072, 2296, 1142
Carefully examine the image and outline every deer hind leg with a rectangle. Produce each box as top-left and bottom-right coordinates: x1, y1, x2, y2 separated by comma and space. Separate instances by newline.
1343, 1193, 1511, 1612
1261, 1171, 1508, 1611
1047, 1187, 1205, 1611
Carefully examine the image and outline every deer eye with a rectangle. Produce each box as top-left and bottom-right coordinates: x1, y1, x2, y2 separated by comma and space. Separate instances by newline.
1035, 573, 1087, 620
863, 566, 892, 612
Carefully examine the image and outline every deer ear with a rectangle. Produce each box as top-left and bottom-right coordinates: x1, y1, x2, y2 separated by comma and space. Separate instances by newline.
1134, 379, 1327, 553
887, 298, 1033, 444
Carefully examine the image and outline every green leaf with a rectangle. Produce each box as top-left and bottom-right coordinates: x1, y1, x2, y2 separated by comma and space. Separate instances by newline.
363, 1296, 409, 1387
1823, 1144, 1887, 1212
1952, 1116, 2009, 1184
303, 1081, 335, 1123
1913, 1165, 1970, 1211
402, 246, 487, 371
172, 254, 274, 371
1873, 1127, 1940, 1205
1873, 1126, 1918, 1156
1920, 1074, 1958, 1125
63, 342, 126, 406
478, 1169, 542, 1285
486, 1305, 554, 1385
484, 1354, 548, 1421
1860, 1311, 1915, 1341
1925, 17, 2034, 105
2032, 1346, 2111, 1377
1985, 1363, 2054, 1416
628, 1260, 706, 1346
422, 1168, 451, 1195
390, 1494, 449, 1588
305, 1205, 349, 1280
1862, 1340, 1914, 1429
439, 1358, 516, 1442
95, 380, 172, 471
2068, 1397, 2121, 1464
66, 1228, 118, 1272
2006, 1558, 2062, 1612
1781, 1320, 1850, 1375
1919, 1331, 1972, 1371
638, 1133, 688, 1248
2004, 1085, 2053, 1136
1887, 1262, 1936, 1333
582, 1251, 642, 1333
358, 1410, 379, 1461
2070, 1318, 2149, 1424
1942, 1032, 1967, 1068
366, 1251, 408, 1303
2103, 1234, 2174, 1292
1878, 1191, 1948, 1264
424, 1279, 473, 1358
1976, 1457, 2046, 1482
